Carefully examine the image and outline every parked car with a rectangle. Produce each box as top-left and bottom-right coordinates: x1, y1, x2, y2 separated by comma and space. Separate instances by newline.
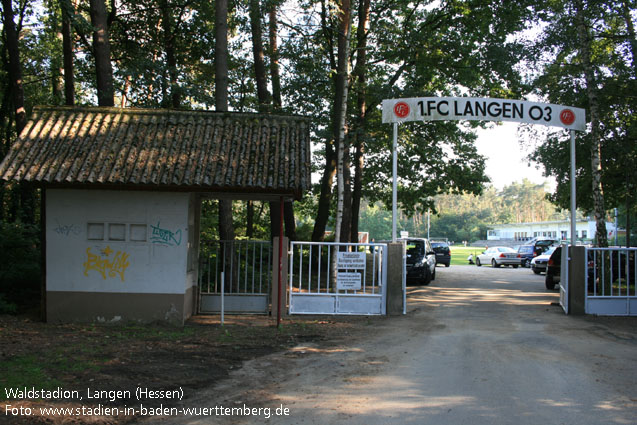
545, 246, 562, 290
402, 238, 437, 285
517, 244, 535, 267
476, 247, 521, 268
518, 239, 559, 267
431, 242, 451, 267
531, 246, 557, 275
547, 247, 626, 291
530, 238, 559, 256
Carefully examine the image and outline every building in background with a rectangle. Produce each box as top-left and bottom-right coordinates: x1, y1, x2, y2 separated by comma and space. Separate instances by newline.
487, 219, 622, 244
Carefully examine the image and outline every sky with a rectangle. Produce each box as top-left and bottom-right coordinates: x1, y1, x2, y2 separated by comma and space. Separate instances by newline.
475, 122, 556, 191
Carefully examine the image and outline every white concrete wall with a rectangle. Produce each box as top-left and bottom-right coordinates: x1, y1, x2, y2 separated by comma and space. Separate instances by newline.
47, 189, 191, 294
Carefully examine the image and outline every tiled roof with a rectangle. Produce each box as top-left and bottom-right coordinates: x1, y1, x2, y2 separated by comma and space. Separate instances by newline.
0, 106, 311, 199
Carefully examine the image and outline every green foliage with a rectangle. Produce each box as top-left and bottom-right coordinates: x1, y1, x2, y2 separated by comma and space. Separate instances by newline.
527, 0, 637, 221
0, 294, 18, 314
0, 222, 41, 312
357, 179, 566, 242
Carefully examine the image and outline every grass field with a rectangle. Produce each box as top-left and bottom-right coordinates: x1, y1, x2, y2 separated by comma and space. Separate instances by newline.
448, 245, 486, 266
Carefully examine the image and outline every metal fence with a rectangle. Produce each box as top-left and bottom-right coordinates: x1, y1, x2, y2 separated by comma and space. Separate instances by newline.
585, 247, 637, 316
288, 242, 387, 315
198, 240, 272, 314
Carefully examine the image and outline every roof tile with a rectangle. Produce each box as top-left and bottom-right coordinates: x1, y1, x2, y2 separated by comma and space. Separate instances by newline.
0, 107, 311, 199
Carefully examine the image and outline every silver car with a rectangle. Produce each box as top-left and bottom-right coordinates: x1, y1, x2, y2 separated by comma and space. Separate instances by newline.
476, 247, 521, 268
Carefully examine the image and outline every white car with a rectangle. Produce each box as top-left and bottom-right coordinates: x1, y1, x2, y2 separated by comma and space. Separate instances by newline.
476, 247, 521, 268
531, 246, 557, 274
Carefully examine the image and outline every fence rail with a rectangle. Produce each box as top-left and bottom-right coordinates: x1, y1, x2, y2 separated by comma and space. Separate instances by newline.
585, 247, 637, 316
198, 240, 272, 314
289, 241, 387, 315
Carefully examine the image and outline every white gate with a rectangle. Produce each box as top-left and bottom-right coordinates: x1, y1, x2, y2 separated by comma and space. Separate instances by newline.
585, 248, 637, 316
560, 244, 569, 314
199, 240, 272, 314
288, 242, 387, 315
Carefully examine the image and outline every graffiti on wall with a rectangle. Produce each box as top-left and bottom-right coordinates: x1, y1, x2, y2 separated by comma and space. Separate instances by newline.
150, 221, 182, 246
54, 220, 81, 237
83, 246, 130, 282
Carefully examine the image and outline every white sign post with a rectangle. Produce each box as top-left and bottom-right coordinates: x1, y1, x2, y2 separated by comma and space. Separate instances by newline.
382, 97, 586, 245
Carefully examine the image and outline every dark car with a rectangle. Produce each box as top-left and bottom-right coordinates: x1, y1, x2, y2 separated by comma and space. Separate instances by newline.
519, 238, 559, 268
545, 247, 562, 290
545, 246, 596, 290
402, 238, 437, 285
530, 238, 559, 256
517, 245, 535, 267
431, 242, 451, 267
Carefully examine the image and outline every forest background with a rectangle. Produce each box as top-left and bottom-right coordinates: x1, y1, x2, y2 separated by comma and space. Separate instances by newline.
0, 0, 635, 312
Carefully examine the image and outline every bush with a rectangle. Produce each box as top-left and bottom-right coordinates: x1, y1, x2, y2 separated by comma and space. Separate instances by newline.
0, 294, 18, 314
0, 222, 41, 313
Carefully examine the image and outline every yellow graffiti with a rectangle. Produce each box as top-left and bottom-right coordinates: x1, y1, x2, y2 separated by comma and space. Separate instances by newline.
83, 246, 130, 282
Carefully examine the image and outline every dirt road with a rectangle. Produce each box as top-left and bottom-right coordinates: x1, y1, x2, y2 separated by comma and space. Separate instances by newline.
147, 266, 637, 425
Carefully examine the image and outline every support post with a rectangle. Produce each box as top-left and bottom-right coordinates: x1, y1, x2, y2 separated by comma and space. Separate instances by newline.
220, 271, 225, 325
277, 197, 284, 327
271, 236, 289, 322
392, 122, 398, 242
570, 130, 576, 246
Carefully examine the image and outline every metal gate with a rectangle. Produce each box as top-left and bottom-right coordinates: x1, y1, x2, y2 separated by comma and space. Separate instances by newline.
288, 242, 387, 315
585, 247, 637, 316
560, 243, 569, 314
198, 240, 272, 314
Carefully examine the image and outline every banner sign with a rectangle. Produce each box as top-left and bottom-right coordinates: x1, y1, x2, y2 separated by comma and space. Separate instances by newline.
382, 97, 586, 131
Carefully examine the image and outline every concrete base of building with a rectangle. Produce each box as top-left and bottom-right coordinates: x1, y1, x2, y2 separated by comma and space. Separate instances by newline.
46, 286, 196, 325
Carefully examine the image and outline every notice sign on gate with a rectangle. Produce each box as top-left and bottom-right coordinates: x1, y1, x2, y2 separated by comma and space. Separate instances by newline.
337, 251, 366, 269
336, 252, 366, 291
337, 272, 362, 290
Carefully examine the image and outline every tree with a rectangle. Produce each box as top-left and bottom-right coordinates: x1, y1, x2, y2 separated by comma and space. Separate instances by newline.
89, 0, 114, 106
215, 0, 235, 243
60, 0, 75, 105
1, 0, 26, 134
333, 0, 352, 243
529, 0, 636, 246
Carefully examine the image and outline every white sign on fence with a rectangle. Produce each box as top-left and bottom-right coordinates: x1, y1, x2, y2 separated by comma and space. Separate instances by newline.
337, 251, 366, 269
382, 97, 586, 131
337, 272, 362, 290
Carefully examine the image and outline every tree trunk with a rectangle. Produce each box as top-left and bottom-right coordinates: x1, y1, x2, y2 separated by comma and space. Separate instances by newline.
215, 0, 235, 242
350, 0, 370, 243
312, 143, 337, 242
215, 0, 229, 113
246, 201, 254, 238
575, 0, 608, 247
2, 0, 35, 224
250, 0, 270, 110
339, 142, 352, 242
89, 0, 114, 107
2, 0, 27, 134
268, 3, 282, 109
267, 4, 297, 239
621, 0, 637, 76
162, 0, 180, 108
332, 0, 352, 244
61, 0, 75, 105
284, 202, 297, 240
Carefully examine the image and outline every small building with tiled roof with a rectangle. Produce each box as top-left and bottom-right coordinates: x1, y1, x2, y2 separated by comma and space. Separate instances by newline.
0, 106, 311, 324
